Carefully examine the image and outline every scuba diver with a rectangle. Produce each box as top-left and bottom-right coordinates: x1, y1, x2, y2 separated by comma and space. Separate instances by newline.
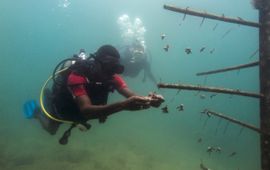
120, 42, 157, 84
23, 45, 164, 145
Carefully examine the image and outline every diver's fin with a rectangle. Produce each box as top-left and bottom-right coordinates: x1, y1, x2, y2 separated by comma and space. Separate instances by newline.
23, 100, 38, 119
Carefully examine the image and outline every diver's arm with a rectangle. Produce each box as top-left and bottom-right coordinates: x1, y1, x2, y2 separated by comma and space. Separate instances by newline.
117, 87, 137, 98
117, 87, 164, 108
75, 94, 150, 120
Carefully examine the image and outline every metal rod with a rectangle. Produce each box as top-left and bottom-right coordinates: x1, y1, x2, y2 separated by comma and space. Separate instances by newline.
163, 4, 261, 28
196, 61, 259, 76
204, 109, 269, 135
157, 83, 264, 98
259, 0, 270, 169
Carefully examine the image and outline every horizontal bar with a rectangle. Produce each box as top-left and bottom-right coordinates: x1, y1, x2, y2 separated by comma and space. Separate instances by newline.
157, 83, 264, 98
204, 109, 269, 135
164, 4, 261, 28
197, 61, 259, 76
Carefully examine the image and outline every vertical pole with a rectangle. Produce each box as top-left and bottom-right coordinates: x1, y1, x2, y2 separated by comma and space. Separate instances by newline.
259, 0, 270, 169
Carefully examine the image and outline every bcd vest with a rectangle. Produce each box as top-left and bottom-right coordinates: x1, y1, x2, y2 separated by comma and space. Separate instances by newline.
52, 61, 115, 123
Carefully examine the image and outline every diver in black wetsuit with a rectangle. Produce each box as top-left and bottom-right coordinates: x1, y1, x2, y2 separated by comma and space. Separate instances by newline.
120, 43, 157, 84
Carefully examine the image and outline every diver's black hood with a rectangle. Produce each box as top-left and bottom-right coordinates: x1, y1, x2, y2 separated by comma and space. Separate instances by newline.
52, 45, 124, 86
94, 45, 124, 75
95, 45, 120, 60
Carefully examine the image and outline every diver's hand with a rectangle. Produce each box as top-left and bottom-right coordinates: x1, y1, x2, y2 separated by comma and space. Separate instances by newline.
123, 96, 151, 111
148, 92, 165, 108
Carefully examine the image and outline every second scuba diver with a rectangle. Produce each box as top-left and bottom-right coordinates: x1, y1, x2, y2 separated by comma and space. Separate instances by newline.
120, 42, 157, 84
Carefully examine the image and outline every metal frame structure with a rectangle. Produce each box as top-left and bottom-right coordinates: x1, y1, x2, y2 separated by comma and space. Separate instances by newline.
161, 2, 270, 169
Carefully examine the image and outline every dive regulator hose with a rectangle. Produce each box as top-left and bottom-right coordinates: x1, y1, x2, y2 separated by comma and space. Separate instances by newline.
39, 58, 81, 124
39, 68, 73, 124
39, 57, 92, 145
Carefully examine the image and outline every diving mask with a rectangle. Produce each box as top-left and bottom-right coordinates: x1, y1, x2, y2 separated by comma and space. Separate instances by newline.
96, 55, 125, 75
130, 49, 145, 63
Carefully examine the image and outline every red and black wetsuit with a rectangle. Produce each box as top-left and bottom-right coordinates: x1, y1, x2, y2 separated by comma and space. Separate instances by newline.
68, 72, 127, 99
53, 71, 127, 122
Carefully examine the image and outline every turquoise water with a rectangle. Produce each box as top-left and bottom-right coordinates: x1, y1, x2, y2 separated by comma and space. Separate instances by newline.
0, 0, 260, 170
